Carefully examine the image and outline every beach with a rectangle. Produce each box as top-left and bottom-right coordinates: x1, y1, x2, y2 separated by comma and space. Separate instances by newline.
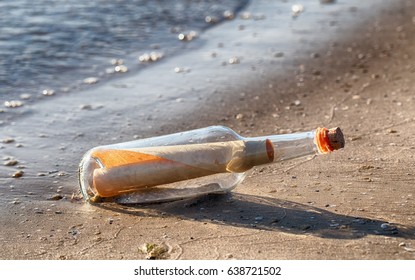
1, 0, 415, 259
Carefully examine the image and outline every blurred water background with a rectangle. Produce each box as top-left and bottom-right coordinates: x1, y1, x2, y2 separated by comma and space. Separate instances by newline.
0, 0, 248, 103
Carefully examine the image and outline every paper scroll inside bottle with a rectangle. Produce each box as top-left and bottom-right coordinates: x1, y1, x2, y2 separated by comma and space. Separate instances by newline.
90, 139, 274, 198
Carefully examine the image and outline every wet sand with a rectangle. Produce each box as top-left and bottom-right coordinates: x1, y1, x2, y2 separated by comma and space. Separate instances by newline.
1, 0, 415, 259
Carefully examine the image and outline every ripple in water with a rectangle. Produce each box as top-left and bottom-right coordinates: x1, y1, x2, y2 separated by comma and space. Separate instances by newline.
0, 0, 248, 102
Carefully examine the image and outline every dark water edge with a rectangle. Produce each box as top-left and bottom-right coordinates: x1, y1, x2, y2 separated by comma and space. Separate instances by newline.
0, 0, 249, 104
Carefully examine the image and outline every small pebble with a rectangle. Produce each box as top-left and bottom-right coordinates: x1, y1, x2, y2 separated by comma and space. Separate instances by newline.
292, 4, 304, 17
228, 57, 240, 64
149, 51, 163, 62
83, 77, 99, 85
223, 10, 235, 20
48, 194, 63, 201
205, 16, 218, 24
42, 89, 55, 96
12, 170, 24, 178
178, 31, 198, 41
4, 100, 24, 108
4, 159, 18, 166
138, 52, 163, 63
114, 65, 128, 73
380, 223, 397, 231
2, 138, 15, 144
386, 128, 397, 134
235, 113, 244, 120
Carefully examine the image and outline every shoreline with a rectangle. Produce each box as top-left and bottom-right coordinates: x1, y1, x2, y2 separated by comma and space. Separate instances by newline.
1, 0, 415, 259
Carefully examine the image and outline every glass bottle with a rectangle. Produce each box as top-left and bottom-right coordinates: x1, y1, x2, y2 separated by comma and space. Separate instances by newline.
79, 126, 344, 204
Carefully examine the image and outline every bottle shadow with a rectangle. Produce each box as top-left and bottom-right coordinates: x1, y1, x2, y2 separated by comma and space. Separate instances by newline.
98, 192, 415, 240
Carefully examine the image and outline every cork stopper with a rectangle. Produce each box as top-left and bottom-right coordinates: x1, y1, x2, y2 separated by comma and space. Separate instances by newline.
327, 127, 345, 150
315, 127, 345, 154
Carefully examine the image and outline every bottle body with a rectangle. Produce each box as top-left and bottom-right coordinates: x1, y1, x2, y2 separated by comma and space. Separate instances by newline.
79, 125, 344, 204
80, 126, 249, 203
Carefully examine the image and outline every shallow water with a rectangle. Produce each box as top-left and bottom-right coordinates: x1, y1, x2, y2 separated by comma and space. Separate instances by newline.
0, 0, 248, 101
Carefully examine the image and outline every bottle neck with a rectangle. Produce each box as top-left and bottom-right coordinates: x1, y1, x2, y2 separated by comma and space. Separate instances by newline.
244, 130, 319, 163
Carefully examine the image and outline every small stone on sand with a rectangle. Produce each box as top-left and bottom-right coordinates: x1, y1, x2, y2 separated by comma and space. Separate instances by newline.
2, 138, 15, 144
83, 77, 99, 85
4, 159, 18, 166
114, 65, 128, 73
48, 194, 63, 201
205, 16, 218, 24
42, 89, 55, 96
138, 52, 163, 63
292, 4, 304, 17
12, 170, 24, 178
4, 100, 24, 108
178, 31, 198, 41
380, 223, 397, 231
228, 57, 240, 64
223, 10, 235, 20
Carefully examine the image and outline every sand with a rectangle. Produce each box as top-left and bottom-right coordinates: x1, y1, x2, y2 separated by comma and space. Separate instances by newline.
1, 0, 415, 259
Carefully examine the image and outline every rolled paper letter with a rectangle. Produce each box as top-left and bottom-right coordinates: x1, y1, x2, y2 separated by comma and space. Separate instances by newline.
90, 140, 274, 197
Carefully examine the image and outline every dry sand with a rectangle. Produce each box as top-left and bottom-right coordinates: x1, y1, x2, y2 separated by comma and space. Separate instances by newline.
1, 0, 415, 259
